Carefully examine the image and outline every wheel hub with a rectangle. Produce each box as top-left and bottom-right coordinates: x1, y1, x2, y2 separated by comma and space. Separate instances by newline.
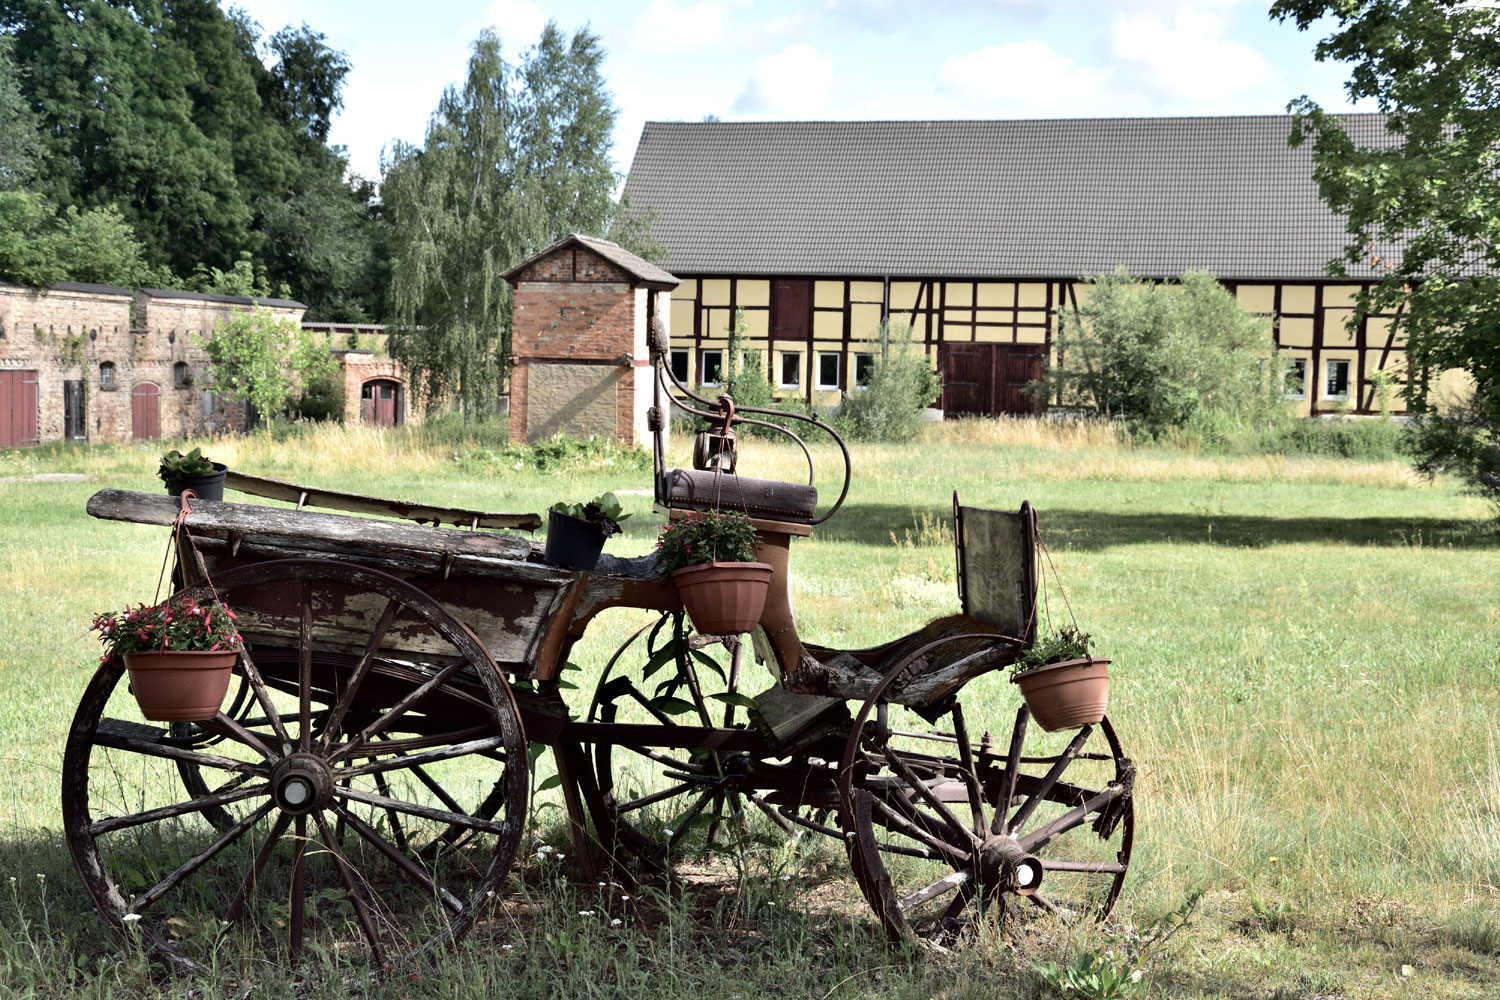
979, 834, 1043, 896
270, 752, 335, 815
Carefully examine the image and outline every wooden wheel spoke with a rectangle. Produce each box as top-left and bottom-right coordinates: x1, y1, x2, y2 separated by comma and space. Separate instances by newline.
619, 779, 699, 814
313, 812, 385, 965
289, 814, 309, 960
128, 800, 276, 914
329, 655, 470, 764
992, 706, 1029, 835
1019, 783, 1126, 853
95, 729, 267, 777
335, 734, 510, 780
1039, 858, 1128, 874
883, 749, 980, 848
298, 584, 314, 753
337, 784, 512, 837
665, 787, 717, 848
321, 598, 401, 750
898, 870, 970, 913
936, 880, 977, 935
90, 783, 269, 835
866, 793, 971, 864
1009, 725, 1091, 836
199, 712, 278, 761
223, 811, 293, 924
235, 649, 294, 751
332, 804, 464, 913
950, 703, 986, 835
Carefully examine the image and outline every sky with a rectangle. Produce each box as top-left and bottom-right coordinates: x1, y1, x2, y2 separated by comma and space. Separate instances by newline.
229, 0, 1373, 183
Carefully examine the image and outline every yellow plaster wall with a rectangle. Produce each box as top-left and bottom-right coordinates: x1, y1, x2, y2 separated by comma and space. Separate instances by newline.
1018, 284, 1047, 308
1322, 285, 1359, 308
737, 280, 770, 307
977, 283, 1014, 308
944, 282, 973, 307
703, 307, 731, 339
977, 308, 1014, 329
975, 326, 1009, 343
743, 310, 769, 341
889, 282, 926, 313
700, 279, 731, 307
672, 279, 697, 301
1282, 285, 1316, 313
813, 311, 843, 340
1366, 316, 1404, 347
670, 301, 694, 340
1236, 285, 1275, 314
851, 302, 882, 340
1016, 326, 1047, 344
1279, 317, 1314, 348
815, 281, 844, 309
1323, 308, 1358, 348
850, 281, 883, 303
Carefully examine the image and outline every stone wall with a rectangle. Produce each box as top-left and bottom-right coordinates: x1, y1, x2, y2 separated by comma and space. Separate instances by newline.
0, 282, 305, 447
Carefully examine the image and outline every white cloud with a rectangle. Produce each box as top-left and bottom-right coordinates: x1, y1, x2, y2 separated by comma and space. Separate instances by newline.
1109, 7, 1274, 102
938, 40, 1110, 111
485, 0, 547, 53
634, 0, 726, 52
731, 44, 834, 115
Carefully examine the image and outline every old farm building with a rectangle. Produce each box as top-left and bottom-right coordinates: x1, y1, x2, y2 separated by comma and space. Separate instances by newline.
624, 114, 1437, 418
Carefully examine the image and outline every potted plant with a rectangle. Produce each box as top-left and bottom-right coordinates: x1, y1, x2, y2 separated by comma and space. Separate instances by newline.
655, 510, 772, 635
1009, 626, 1110, 732
159, 447, 228, 502
90, 595, 243, 722
544, 493, 630, 571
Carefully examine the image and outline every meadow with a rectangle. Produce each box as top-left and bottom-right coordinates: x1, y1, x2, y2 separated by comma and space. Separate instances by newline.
0, 418, 1496, 999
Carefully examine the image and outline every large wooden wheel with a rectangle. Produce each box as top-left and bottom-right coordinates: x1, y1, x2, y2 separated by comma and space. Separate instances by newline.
836, 642, 1134, 946
62, 559, 529, 971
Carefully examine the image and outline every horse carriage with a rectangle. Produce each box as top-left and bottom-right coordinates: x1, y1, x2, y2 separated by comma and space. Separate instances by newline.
62, 322, 1134, 970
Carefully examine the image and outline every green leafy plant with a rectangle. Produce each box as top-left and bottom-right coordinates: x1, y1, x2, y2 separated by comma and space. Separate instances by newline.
834, 320, 942, 442
1013, 625, 1094, 678
654, 510, 758, 574
549, 492, 630, 537
1031, 889, 1200, 999
89, 596, 243, 662
157, 447, 217, 482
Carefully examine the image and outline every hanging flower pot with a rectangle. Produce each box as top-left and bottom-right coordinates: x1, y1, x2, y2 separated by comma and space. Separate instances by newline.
670, 560, 774, 635
1011, 656, 1110, 732
656, 509, 772, 635
123, 649, 240, 722
91, 596, 243, 723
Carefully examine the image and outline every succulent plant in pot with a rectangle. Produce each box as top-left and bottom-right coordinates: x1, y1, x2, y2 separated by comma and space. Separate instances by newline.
158, 447, 228, 502
90, 595, 244, 722
544, 492, 631, 571
655, 509, 772, 635
1010, 625, 1111, 732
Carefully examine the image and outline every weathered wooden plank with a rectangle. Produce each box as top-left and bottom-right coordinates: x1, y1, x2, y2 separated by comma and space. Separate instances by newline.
224, 470, 542, 532
87, 489, 537, 562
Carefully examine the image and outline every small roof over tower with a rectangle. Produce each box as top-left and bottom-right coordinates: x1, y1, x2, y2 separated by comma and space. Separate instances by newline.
503, 233, 679, 290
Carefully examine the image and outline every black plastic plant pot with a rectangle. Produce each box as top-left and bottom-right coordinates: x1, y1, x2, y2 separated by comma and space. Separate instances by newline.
544, 509, 608, 571
164, 463, 228, 503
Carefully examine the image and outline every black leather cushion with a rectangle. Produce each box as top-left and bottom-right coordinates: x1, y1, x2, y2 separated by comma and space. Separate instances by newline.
662, 468, 818, 524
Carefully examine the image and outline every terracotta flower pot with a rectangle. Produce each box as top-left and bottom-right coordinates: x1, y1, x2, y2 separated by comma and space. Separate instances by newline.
123, 649, 239, 722
671, 561, 773, 635
1011, 658, 1110, 732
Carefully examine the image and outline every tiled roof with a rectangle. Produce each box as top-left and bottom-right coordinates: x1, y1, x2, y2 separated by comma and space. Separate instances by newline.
624, 115, 1397, 281
138, 288, 306, 309
503, 233, 680, 289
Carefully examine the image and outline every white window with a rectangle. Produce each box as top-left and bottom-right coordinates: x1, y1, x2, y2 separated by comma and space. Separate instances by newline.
816, 351, 842, 390
700, 349, 725, 387
1325, 359, 1350, 400
669, 348, 690, 383
1283, 358, 1307, 400
778, 352, 801, 389
853, 353, 875, 389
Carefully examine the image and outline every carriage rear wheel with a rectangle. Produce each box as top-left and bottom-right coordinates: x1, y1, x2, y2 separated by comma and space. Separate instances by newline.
61, 559, 529, 971
836, 656, 1133, 946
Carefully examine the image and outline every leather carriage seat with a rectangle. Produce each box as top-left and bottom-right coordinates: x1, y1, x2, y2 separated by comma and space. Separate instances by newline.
660, 468, 818, 525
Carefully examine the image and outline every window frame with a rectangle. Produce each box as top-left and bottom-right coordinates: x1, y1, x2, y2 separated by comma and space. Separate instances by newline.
172, 361, 192, 389
777, 351, 801, 390
853, 352, 875, 391
98, 361, 117, 392
669, 348, 690, 384
815, 351, 842, 391
1283, 358, 1308, 400
700, 348, 725, 388
1324, 358, 1351, 401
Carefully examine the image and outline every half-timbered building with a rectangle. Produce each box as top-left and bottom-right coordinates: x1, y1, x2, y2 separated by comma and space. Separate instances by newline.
624, 114, 1452, 418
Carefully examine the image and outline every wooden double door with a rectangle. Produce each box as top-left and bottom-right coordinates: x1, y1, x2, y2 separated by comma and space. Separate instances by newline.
939, 343, 1045, 417
0, 370, 39, 449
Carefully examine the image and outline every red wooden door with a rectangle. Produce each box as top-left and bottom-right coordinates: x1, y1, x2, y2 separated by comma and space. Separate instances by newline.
940, 344, 993, 417
771, 280, 811, 341
0, 370, 39, 449
131, 382, 161, 440
999, 348, 1045, 414
362, 380, 400, 427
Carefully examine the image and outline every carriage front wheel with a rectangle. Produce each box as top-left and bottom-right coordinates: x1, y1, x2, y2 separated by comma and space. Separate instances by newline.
836, 655, 1134, 946
61, 559, 530, 971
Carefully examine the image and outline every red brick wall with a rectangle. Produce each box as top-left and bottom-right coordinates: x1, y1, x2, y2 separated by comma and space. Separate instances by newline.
339, 354, 419, 426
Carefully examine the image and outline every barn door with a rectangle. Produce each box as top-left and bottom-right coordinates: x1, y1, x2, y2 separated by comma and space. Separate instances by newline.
131, 382, 161, 440
999, 348, 1045, 414
64, 379, 86, 441
771, 280, 811, 341
0, 370, 40, 449
939, 344, 994, 417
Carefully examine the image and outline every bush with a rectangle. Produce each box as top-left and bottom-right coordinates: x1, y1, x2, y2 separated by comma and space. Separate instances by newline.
294, 374, 345, 423
1258, 416, 1410, 460
1409, 391, 1500, 508
834, 321, 941, 442
1050, 269, 1285, 437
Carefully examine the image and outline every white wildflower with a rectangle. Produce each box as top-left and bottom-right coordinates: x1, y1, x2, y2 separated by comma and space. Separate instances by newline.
121, 913, 142, 924
611, 918, 622, 927
578, 910, 594, 917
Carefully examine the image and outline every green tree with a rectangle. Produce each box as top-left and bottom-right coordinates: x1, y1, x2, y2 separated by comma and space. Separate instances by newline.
1271, 0, 1500, 503
0, 188, 162, 287
200, 307, 337, 431
0, 35, 38, 189
1049, 269, 1282, 437
835, 320, 942, 442
382, 23, 627, 419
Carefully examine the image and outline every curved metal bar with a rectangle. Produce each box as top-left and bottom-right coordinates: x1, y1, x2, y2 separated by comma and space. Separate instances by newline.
652, 358, 853, 523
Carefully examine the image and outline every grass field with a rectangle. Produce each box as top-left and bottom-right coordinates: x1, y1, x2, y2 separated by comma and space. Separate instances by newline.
0, 418, 1496, 999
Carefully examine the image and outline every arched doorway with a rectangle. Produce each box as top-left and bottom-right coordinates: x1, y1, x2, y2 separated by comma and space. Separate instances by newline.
360, 379, 403, 427
131, 382, 161, 440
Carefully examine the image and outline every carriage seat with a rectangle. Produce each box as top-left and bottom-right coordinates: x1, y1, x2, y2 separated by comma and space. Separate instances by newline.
659, 468, 818, 525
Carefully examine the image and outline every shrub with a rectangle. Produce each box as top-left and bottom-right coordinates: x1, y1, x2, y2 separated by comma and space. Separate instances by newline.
1409, 390, 1500, 509
1050, 269, 1285, 437
294, 374, 345, 422
834, 321, 941, 442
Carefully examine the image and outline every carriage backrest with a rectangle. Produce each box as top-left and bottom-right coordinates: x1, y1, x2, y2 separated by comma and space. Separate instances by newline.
953, 493, 1037, 642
